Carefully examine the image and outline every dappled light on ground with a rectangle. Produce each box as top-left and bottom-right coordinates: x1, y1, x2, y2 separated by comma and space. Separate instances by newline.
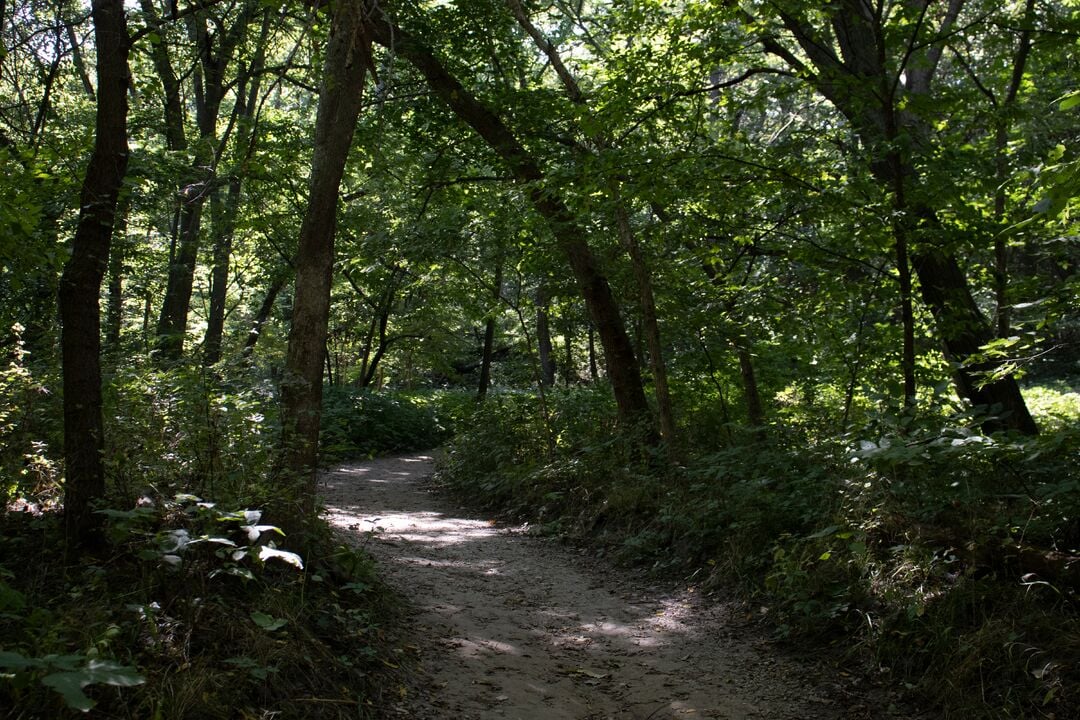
320, 454, 908, 720
325, 508, 500, 547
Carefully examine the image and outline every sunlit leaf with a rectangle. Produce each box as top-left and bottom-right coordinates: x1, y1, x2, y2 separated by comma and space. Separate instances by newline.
258, 545, 304, 569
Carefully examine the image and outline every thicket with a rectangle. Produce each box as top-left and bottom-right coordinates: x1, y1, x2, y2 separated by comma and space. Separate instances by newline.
437, 382, 1080, 718
0, 354, 430, 719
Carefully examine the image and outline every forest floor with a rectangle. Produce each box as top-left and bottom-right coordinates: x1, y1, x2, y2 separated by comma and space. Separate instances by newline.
320, 453, 925, 720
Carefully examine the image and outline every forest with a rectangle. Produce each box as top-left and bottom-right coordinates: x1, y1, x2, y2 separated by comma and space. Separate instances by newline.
0, 0, 1078, 717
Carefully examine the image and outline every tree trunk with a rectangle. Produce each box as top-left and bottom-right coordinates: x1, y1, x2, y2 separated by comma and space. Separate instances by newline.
536, 286, 555, 387
205, 13, 271, 365
614, 202, 676, 443
911, 247, 1038, 434
59, 0, 128, 546
279, 0, 370, 531
138, 0, 186, 152
562, 318, 575, 385
588, 323, 599, 381
243, 270, 289, 358
155, 3, 254, 360
156, 191, 204, 357
993, 0, 1036, 338
104, 194, 130, 353
478, 264, 503, 401
758, 3, 1037, 434
736, 344, 765, 433
204, 180, 237, 365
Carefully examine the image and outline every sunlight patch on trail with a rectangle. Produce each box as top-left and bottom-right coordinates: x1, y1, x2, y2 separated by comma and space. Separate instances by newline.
539, 595, 696, 652
324, 509, 499, 547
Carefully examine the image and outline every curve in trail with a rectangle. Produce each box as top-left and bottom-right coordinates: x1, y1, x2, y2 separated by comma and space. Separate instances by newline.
321, 454, 906, 720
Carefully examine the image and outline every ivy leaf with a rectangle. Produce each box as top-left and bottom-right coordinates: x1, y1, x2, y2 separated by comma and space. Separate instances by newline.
0, 650, 43, 670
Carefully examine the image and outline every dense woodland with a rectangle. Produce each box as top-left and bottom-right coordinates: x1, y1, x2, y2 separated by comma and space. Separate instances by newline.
1, 0, 1078, 716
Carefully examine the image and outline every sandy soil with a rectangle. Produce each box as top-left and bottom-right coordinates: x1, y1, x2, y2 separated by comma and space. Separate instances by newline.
320, 453, 920, 720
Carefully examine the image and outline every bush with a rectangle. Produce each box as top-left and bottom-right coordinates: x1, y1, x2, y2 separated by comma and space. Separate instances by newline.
319, 387, 458, 459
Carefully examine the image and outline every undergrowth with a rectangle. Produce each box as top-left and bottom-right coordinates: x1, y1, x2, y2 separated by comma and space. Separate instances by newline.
437, 383, 1080, 719
1, 358, 422, 718
319, 387, 470, 460
0, 499, 403, 718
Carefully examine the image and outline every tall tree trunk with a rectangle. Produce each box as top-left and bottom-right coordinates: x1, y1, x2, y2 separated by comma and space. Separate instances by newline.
204, 179, 237, 365
993, 0, 1036, 338
535, 286, 555, 388
910, 247, 1037, 433
205, 12, 271, 365
736, 344, 765, 434
562, 317, 575, 385
155, 3, 254, 359
477, 263, 503, 401
368, 16, 654, 433
138, 0, 186, 152
59, 0, 128, 546
757, 2, 1037, 434
105, 193, 130, 353
588, 323, 599, 381
156, 189, 204, 357
614, 202, 676, 443
279, 0, 370, 532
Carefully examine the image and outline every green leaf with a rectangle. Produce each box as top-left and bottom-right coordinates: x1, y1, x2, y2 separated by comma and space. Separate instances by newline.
40, 672, 96, 711
250, 611, 287, 631
806, 525, 839, 539
0, 650, 41, 670
341, 581, 369, 594
41, 660, 144, 713
0, 580, 26, 612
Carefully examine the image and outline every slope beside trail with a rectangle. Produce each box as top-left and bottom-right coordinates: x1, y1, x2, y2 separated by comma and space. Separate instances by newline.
320, 453, 918, 720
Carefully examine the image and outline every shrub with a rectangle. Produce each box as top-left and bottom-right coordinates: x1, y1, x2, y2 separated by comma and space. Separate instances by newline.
319, 387, 454, 459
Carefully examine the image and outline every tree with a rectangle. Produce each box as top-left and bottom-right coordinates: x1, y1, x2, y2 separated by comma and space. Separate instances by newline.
151, 0, 257, 359
59, 0, 129, 544
278, 0, 372, 530
741, 0, 1039, 434
365, 8, 656, 433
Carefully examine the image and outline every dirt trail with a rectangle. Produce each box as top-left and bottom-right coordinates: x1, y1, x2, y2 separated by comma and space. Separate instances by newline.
321, 454, 916, 720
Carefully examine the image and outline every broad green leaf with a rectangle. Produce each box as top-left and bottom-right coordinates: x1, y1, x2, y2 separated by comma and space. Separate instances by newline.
250, 611, 287, 631
0, 650, 40, 670
41, 660, 144, 713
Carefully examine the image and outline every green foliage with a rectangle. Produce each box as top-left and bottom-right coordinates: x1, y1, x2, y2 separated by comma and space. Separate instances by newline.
0, 496, 398, 719
103, 360, 280, 506
319, 387, 463, 459
0, 324, 61, 510
439, 384, 1080, 718
0, 651, 144, 713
